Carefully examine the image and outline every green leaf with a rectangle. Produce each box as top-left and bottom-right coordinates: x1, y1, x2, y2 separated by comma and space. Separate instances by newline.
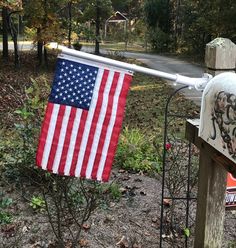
25, 87, 34, 94
184, 228, 190, 237
0, 198, 13, 209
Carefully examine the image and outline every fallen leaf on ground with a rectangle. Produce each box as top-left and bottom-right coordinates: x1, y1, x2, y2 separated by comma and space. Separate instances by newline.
151, 217, 158, 223
163, 198, 172, 207
116, 235, 129, 248
79, 239, 89, 247
119, 187, 127, 194
82, 223, 91, 231
104, 214, 115, 223
1, 224, 16, 237
140, 191, 146, 196
133, 243, 142, 248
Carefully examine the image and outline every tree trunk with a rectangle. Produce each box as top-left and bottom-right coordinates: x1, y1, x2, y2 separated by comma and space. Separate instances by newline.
95, 0, 100, 55
8, 12, 20, 68
165, 0, 171, 51
19, 15, 23, 35
44, 44, 48, 68
12, 32, 19, 68
37, 28, 43, 66
68, 1, 72, 48
2, 7, 9, 60
38, 41, 43, 66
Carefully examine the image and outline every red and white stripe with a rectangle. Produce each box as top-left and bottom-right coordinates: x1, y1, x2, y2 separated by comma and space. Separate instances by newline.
36, 64, 132, 182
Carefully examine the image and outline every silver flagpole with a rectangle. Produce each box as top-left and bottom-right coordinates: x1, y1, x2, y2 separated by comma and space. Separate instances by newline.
47, 43, 212, 91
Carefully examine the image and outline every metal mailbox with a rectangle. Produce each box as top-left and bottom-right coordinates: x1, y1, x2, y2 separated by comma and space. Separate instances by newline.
199, 72, 236, 164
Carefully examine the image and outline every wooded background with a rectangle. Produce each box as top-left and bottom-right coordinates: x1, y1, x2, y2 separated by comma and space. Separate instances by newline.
1, 0, 236, 66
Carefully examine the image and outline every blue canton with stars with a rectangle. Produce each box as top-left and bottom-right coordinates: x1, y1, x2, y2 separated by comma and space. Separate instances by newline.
49, 58, 98, 110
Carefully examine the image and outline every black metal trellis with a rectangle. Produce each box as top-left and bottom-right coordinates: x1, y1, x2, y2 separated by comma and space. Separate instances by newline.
159, 86, 199, 248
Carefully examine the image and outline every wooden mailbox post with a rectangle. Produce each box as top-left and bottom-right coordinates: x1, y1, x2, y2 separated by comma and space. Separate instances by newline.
186, 38, 236, 248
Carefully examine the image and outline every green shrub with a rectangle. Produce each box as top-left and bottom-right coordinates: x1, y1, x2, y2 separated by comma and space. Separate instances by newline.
0, 77, 49, 184
99, 183, 122, 202
72, 40, 82, 51
147, 27, 169, 52
115, 127, 161, 173
0, 196, 13, 225
109, 183, 122, 200
30, 196, 46, 211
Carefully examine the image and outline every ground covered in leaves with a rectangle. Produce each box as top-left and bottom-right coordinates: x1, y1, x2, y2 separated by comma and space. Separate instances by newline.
0, 52, 236, 247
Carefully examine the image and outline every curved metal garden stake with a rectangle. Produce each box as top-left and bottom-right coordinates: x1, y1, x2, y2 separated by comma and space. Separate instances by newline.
160, 85, 197, 248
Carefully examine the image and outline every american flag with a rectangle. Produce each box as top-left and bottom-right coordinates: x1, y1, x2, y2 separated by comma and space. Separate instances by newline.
36, 56, 132, 182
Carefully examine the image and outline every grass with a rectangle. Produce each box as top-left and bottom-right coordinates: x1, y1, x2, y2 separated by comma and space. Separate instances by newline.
0, 35, 29, 42
80, 41, 148, 52
124, 69, 199, 137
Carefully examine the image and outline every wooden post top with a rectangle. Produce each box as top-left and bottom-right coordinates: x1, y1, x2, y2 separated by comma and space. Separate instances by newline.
205, 38, 236, 72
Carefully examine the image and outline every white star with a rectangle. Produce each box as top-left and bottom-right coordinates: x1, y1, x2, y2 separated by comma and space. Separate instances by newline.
68, 77, 71, 80
73, 93, 76, 96
69, 88, 72, 92
74, 86, 77, 89
76, 97, 79, 100
59, 75, 63, 79
65, 90, 68, 94
64, 73, 67, 76
71, 99, 74, 102
66, 66, 68, 70
73, 68, 76, 72
59, 93, 63, 96
56, 89, 60, 92
68, 95, 71, 98
63, 97, 66, 100
70, 64, 73, 67
79, 101, 82, 104
86, 68, 90, 72
66, 84, 69, 87
79, 66, 81, 70
62, 61, 65, 65
55, 95, 58, 98
61, 69, 64, 72
84, 99, 87, 102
